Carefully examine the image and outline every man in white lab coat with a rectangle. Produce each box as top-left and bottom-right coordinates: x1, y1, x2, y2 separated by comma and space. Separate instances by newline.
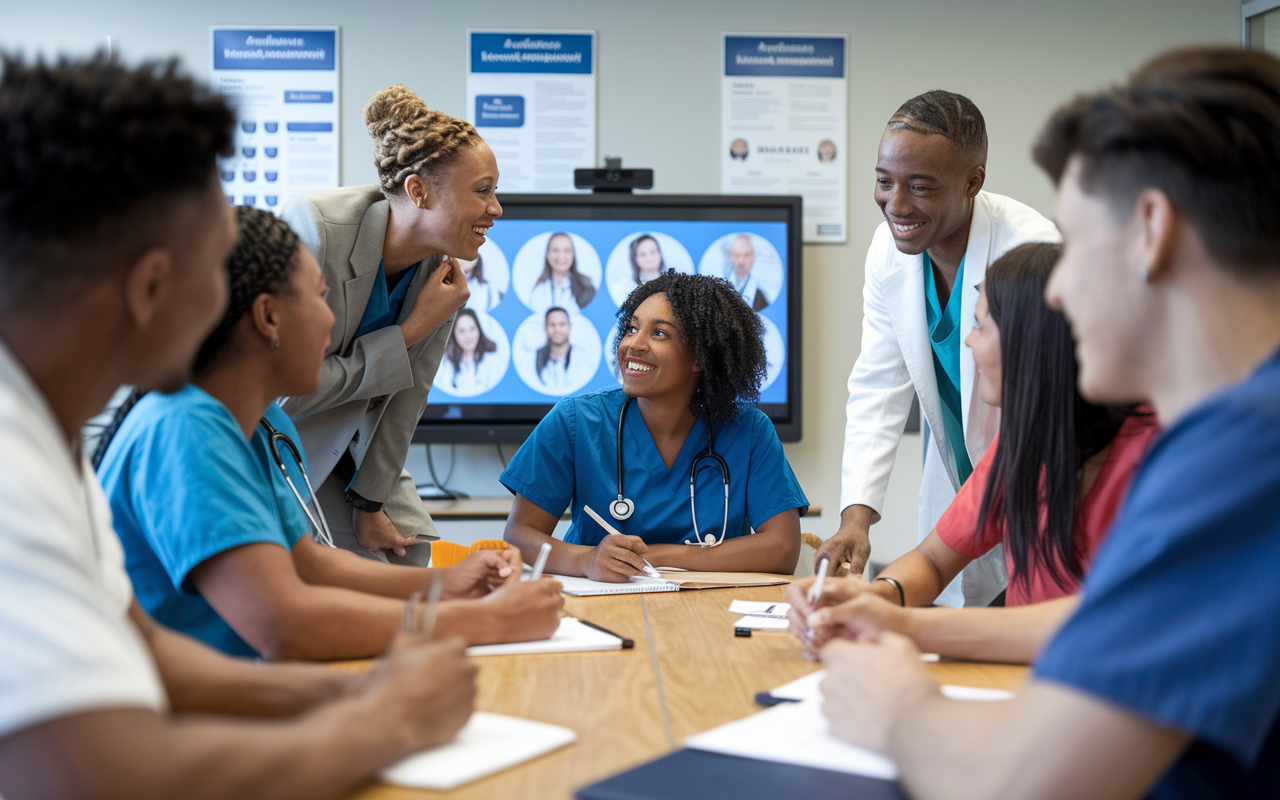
815, 90, 1059, 607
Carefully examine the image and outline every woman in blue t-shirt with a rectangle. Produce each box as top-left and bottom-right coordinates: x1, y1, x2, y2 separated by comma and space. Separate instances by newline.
502, 271, 808, 581
96, 206, 562, 660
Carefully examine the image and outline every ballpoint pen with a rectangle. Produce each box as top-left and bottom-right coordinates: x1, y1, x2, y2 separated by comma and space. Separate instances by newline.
582, 504, 662, 579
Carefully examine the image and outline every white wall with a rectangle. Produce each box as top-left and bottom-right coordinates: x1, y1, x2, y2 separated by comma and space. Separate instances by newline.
3, 0, 1240, 563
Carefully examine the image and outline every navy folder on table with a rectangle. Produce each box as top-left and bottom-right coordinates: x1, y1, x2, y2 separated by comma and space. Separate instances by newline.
575, 748, 906, 800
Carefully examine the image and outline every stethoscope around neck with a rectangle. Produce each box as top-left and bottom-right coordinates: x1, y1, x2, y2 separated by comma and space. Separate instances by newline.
611, 395, 731, 547
259, 416, 336, 549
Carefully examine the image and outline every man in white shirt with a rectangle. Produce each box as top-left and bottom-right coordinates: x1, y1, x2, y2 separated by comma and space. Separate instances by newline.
815, 90, 1058, 606
724, 234, 771, 311
0, 53, 475, 799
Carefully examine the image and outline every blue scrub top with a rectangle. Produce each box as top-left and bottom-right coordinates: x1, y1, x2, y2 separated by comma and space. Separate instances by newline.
98, 386, 311, 657
923, 252, 974, 484
500, 388, 808, 546
354, 259, 419, 339
1037, 347, 1280, 797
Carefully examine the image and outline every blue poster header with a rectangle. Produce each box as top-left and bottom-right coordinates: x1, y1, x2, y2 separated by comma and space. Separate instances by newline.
470, 32, 593, 74
475, 95, 525, 127
213, 29, 336, 71
724, 36, 844, 78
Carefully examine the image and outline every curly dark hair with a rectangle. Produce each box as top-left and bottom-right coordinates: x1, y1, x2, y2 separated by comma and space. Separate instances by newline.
613, 271, 766, 427
0, 51, 235, 311
193, 205, 300, 373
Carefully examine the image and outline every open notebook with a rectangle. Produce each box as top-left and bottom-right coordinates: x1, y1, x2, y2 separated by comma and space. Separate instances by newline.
380, 711, 576, 790
553, 570, 790, 597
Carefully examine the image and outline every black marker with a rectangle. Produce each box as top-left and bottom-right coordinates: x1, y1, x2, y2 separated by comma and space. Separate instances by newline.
579, 618, 634, 648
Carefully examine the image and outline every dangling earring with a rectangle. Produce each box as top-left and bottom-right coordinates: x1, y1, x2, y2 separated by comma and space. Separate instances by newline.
271, 338, 281, 350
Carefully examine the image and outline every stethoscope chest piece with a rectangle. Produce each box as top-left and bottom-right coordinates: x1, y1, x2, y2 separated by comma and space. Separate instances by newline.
610, 496, 635, 521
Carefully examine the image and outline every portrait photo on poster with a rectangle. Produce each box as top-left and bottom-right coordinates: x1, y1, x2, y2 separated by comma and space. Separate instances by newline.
697, 232, 785, 312
510, 231, 603, 314
604, 231, 696, 306
433, 309, 511, 398
511, 307, 603, 396
460, 238, 510, 313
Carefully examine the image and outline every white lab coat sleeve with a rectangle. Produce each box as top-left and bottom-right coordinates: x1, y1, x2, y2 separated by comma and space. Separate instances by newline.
839, 249, 916, 517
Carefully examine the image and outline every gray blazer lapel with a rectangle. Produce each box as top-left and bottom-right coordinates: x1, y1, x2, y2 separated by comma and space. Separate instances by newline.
340, 199, 390, 351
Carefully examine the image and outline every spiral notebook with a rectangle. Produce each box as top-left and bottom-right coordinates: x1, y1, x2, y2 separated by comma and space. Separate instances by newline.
552, 571, 789, 596
554, 574, 681, 596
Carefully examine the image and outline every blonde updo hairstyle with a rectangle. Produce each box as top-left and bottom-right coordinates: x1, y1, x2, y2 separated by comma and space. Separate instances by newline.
362, 83, 481, 197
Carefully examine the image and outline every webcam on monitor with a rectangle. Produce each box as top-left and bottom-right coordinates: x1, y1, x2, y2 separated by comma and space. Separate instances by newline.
574, 157, 653, 193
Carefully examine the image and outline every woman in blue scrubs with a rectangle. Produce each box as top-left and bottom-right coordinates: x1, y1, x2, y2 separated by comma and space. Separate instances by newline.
502, 271, 808, 581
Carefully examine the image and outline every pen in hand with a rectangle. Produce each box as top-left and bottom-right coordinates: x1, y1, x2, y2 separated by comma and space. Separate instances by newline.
805, 558, 830, 639
402, 574, 445, 638
527, 541, 552, 581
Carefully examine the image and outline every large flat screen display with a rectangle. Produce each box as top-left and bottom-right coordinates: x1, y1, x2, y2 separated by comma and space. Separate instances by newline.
416, 193, 802, 442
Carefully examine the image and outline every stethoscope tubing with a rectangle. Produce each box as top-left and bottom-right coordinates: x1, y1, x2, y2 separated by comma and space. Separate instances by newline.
260, 417, 337, 549
612, 395, 730, 546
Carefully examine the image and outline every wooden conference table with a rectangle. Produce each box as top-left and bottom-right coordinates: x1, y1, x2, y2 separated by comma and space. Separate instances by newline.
340, 583, 1027, 800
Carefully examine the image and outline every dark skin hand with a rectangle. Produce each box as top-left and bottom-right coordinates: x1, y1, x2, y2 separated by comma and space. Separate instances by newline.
823, 126, 986, 578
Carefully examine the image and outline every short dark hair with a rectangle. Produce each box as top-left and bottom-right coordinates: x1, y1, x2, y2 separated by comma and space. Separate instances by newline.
1033, 47, 1280, 279
544, 306, 569, 323
0, 52, 234, 310
888, 90, 987, 162
613, 271, 766, 428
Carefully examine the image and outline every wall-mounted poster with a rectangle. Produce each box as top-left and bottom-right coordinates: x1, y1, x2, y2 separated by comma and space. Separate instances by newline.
210, 26, 340, 212
467, 30, 597, 193
721, 33, 848, 243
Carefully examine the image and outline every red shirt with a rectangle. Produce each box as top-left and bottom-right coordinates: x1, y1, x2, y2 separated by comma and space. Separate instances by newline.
936, 412, 1162, 605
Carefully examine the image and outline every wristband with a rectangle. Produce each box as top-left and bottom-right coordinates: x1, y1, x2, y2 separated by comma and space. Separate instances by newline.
345, 489, 384, 514
875, 576, 906, 606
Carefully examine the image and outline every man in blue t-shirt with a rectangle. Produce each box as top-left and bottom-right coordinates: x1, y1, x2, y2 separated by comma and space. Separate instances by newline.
807, 48, 1280, 799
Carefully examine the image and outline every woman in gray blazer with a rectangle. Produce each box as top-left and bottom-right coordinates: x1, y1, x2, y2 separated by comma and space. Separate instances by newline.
280, 83, 501, 565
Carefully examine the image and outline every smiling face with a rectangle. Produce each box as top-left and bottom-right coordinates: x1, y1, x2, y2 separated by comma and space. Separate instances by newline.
728, 236, 755, 278
546, 233, 575, 277
874, 128, 983, 256
1045, 158, 1153, 405
544, 309, 570, 346
272, 245, 335, 397
634, 237, 663, 280
420, 141, 502, 261
964, 284, 1002, 407
453, 312, 480, 355
618, 293, 701, 402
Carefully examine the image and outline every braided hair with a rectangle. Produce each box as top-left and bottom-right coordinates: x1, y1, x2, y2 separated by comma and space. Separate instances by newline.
887, 90, 988, 163
613, 271, 766, 428
92, 205, 300, 468
193, 205, 300, 373
363, 83, 481, 195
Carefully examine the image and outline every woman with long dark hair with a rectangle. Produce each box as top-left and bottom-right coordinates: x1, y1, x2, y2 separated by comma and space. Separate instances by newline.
437, 307, 502, 395
630, 234, 665, 285
527, 231, 596, 311
461, 254, 503, 311
788, 242, 1160, 663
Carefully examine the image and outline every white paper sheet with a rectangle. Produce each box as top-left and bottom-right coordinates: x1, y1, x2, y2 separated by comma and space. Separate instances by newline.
767, 670, 1015, 703
466, 617, 626, 656
380, 711, 576, 790
729, 599, 791, 618
685, 698, 899, 781
733, 615, 790, 630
